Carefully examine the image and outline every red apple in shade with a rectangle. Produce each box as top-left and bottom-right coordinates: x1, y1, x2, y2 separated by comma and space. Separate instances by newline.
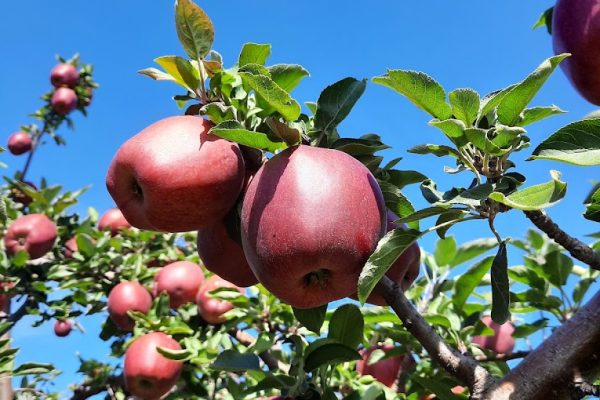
196, 274, 243, 324
4, 214, 57, 259
51, 87, 78, 115
553, 0, 600, 105
7, 132, 32, 155
355, 210, 421, 305
472, 315, 516, 354
54, 320, 72, 337
197, 215, 258, 288
356, 345, 414, 388
420, 386, 466, 400
98, 208, 131, 235
241, 145, 386, 309
106, 116, 245, 232
153, 261, 205, 309
64, 237, 78, 259
9, 181, 37, 206
124, 332, 183, 400
50, 63, 79, 88
0, 282, 15, 312
107, 281, 153, 331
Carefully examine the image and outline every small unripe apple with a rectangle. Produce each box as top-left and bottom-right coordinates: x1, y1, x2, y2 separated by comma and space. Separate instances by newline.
196, 274, 243, 324
54, 320, 72, 337
9, 181, 37, 206
7, 132, 32, 155
153, 261, 204, 309
356, 345, 414, 388
51, 87, 78, 115
241, 145, 386, 309
4, 214, 57, 259
124, 332, 183, 399
472, 316, 515, 354
98, 208, 131, 235
106, 116, 245, 232
108, 281, 152, 331
197, 216, 258, 288
50, 63, 79, 88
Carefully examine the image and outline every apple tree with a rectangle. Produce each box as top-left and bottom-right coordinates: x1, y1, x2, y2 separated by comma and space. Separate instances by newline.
1, 1, 600, 400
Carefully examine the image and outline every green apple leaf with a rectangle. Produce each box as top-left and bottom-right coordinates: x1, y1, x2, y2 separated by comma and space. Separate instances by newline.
395, 206, 453, 224
584, 185, 600, 222
238, 43, 271, 67
211, 349, 261, 371
517, 105, 566, 126
155, 56, 200, 92
239, 72, 301, 121
449, 88, 480, 126
293, 305, 327, 334
491, 242, 510, 324
269, 64, 310, 93
328, 304, 364, 349
358, 228, 422, 303
265, 117, 302, 147
156, 346, 192, 361
530, 118, 600, 166
314, 77, 367, 132
12, 363, 54, 376
175, 0, 214, 59
453, 256, 494, 310
497, 54, 569, 126
533, 7, 554, 35
303, 342, 361, 371
210, 120, 287, 153
377, 180, 418, 230
434, 236, 457, 266
489, 170, 567, 210
429, 119, 467, 147
411, 376, 460, 400
479, 85, 516, 122
451, 238, 497, 267
372, 70, 452, 119
543, 250, 574, 288
138, 67, 176, 82
408, 144, 461, 159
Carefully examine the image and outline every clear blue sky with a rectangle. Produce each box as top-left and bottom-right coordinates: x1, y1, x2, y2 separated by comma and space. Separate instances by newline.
1, 0, 599, 397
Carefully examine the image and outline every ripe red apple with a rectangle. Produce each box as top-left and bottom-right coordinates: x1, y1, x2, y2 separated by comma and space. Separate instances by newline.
10, 181, 37, 206
51, 87, 78, 115
64, 237, 78, 258
0, 282, 15, 312
4, 214, 57, 259
54, 320, 72, 337
153, 261, 205, 309
106, 116, 245, 232
7, 132, 32, 155
358, 211, 421, 305
196, 274, 243, 324
50, 63, 79, 88
241, 145, 386, 309
124, 332, 182, 399
356, 345, 414, 388
472, 316, 515, 354
108, 281, 152, 331
553, 0, 600, 105
98, 208, 131, 235
197, 216, 258, 288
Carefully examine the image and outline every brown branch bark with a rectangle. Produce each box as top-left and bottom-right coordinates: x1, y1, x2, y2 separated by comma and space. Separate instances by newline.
232, 329, 288, 372
524, 210, 600, 270
377, 276, 494, 398
475, 350, 530, 362
70, 374, 124, 400
0, 300, 12, 400
481, 290, 600, 400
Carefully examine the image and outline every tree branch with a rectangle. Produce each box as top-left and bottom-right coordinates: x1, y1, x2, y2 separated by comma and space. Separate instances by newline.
0, 296, 36, 337
70, 374, 124, 400
231, 329, 288, 372
524, 210, 600, 270
377, 276, 494, 398
475, 350, 530, 362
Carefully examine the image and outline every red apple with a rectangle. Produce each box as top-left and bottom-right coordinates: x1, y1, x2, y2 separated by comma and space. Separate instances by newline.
124, 332, 182, 399
64, 237, 78, 258
197, 215, 258, 288
241, 145, 386, 309
0, 282, 15, 312
51, 87, 78, 115
356, 345, 414, 388
98, 208, 131, 235
108, 281, 152, 331
553, 0, 600, 105
196, 274, 243, 324
7, 132, 32, 155
472, 316, 515, 354
54, 320, 72, 337
153, 261, 205, 309
10, 181, 37, 206
106, 116, 245, 232
358, 210, 421, 306
50, 63, 79, 88
4, 214, 57, 259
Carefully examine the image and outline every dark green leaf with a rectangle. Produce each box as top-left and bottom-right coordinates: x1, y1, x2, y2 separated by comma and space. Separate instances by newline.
513, 318, 548, 338
304, 342, 361, 371
238, 43, 271, 67
386, 169, 428, 190
533, 7, 554, 35
412, 376, 459, 400
395, 207, 452, 224
265, 117, 302, 147
210, 120, 287, 153
372, 70, 452, 119
454, 256, 494, 309
314, 78, 367, 132
332, 138, 390, 156
544, 250, 573, 287
377, 180, 418, 230
75, 234, 96, 257
293, 304, 327, 334
489, 170, 566, 210
573, 278, 595, 303
530, 118, 600, 166
491, 243, 510, 324
328, 304, 364, 349
175, 0, 215, 59
211, 349, 261, 371
13, 363, 54, 376
408, 144, 461, 158
435, 209, 467, 239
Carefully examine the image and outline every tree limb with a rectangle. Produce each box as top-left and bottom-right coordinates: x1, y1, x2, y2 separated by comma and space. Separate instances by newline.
70, 374, 124, 400
377, 276, 494, 399
475, 350, 529, 362
231, 329, 288, 372
524, 210, 600, 270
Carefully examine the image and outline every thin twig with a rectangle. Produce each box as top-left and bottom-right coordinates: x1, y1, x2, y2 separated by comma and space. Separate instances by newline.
231, 329, 288, 372
475, 350, 529, 362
